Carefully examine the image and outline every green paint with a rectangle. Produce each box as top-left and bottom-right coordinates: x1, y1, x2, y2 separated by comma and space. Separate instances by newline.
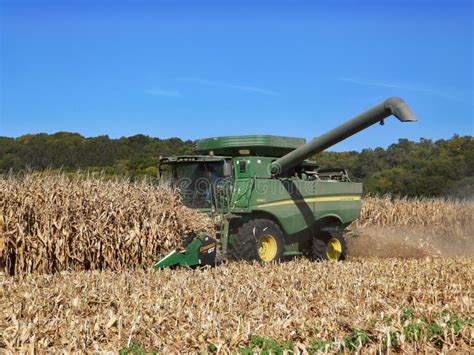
194, 135, 305, 157
153, 234, 214, 269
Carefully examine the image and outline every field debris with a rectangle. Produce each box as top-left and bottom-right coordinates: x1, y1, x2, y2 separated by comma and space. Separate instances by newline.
1, 258, 472, 352
351, 196, 474, 259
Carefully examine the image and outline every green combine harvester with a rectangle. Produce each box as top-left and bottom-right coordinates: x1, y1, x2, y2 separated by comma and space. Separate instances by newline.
154, 97, 416, 269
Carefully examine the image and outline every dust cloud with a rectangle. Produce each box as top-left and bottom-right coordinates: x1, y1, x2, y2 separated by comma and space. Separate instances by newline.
347, 227, 474, 259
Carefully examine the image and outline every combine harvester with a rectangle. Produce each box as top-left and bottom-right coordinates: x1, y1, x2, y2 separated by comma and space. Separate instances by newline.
154, 97, 416, 269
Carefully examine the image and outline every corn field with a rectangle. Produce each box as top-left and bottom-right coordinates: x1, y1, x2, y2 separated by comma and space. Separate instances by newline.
1, 173, 472, 275
1, 259, 472, 353
356, 195, 474, 235
0, 173, 214, 275
0, 173, 473, 352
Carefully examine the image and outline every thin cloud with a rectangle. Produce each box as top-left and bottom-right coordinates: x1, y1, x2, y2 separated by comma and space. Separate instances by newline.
145, 89, 181, 97
177, 77, 279, 96
338, 77, 461, 101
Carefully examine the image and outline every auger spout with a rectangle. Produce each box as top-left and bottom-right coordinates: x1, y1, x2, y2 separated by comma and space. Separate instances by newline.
270, 97, 416, 176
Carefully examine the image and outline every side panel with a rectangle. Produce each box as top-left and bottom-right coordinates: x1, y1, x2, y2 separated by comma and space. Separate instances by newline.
232, 179, 253, 208
249, 178, 362, 236
251, 179, 317, 235
312, 181, 362, 225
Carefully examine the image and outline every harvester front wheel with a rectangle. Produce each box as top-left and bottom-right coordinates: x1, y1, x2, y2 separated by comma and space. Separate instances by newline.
312, 227, 347, 261
232, 219, 285, 263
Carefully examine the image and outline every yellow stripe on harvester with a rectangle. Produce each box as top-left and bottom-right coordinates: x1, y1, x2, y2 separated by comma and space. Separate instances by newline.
256, 195, 361, 208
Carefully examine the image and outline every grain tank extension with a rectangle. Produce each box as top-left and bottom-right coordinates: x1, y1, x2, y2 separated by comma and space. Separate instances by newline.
154, 97, 416, 268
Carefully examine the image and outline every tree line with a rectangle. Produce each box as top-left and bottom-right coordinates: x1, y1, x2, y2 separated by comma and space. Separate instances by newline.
0, 132, 472, 198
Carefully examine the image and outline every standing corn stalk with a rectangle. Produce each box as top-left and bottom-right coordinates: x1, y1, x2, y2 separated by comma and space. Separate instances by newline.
0, 172, 214, 275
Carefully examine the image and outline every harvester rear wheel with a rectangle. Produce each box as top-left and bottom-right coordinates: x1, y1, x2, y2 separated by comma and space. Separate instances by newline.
312, 227, 347, 261
231, 219, 285, 263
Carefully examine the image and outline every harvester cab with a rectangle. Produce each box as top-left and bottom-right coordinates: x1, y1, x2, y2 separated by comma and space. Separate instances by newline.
154, 97, 416, 269
157, 156, 231, 210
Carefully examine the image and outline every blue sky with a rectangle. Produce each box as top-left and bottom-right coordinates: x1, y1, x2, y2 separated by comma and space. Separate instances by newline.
1, 0, 472, 151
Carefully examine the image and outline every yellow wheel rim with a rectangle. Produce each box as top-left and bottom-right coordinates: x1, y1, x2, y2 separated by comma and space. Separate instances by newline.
258, 234, 278, 262
326, 238, 342, 260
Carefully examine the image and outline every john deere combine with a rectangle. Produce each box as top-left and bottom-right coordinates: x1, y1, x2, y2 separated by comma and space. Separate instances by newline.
154, 97, 416, 269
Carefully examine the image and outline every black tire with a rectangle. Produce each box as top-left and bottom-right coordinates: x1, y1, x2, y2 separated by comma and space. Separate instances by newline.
231, 219, 285, 263
312, 227, 347, 261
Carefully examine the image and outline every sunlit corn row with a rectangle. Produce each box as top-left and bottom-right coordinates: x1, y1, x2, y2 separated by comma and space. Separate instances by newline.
0, 172, 214, 275
1, 258, 472, 353
357, 195, 474, 235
